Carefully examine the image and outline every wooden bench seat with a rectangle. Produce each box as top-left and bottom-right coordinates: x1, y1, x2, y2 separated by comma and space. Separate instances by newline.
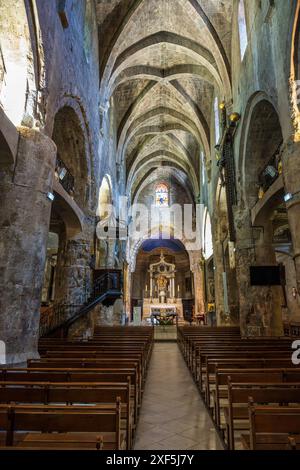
0, 402, 125, 450
0, 380, 133, 449
0, 367, 140, 425
224, 382, 300, 449
213, 368, 300, 428
241, 404, 300, 450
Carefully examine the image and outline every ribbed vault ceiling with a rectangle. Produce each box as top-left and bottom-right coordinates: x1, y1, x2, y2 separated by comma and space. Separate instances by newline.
96, 0, 233, 201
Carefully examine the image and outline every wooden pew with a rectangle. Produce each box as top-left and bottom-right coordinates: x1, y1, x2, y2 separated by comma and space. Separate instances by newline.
0, 326, 154, 450
203, 358, 296, 406
0, 368, 139, 428
27, 358, 143, 404
0, 402, 124, 450
225, 382, 300, 450
192, 341, 292, 377
241, 403, 300, 450
213, 368, 300, 429
0, 381, 132, 449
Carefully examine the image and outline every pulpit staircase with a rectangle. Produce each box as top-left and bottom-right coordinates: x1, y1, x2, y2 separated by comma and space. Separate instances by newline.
40, 270, 122, 338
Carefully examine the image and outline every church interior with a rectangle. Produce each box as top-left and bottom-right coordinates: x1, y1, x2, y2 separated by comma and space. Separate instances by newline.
1, 0, 300, 453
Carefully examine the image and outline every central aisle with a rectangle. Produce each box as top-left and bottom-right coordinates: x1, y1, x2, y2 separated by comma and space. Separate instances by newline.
134, 343, 223, 450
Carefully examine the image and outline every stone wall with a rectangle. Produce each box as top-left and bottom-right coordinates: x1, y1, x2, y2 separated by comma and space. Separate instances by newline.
205, 0, 299, 334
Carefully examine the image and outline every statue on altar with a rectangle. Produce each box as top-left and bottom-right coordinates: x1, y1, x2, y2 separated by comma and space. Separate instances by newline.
157, 274, 168, 290
147, 252, 176, 303
157, 274, 168, 303
143, 252, 184, 322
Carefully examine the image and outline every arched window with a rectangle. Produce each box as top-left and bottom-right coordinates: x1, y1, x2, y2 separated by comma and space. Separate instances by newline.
84, 0, 93, 62
202, 208, 214, 259
214, 96, 220, 143
238, 0, 248, 60
201, 151, 206, 186
155, 183, 169, 207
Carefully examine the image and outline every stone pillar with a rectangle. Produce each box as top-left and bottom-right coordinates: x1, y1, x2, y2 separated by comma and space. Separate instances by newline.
212, 238, 228, 325
234, 209, 283, 336
190, 252, 205, 316
54, 236, 91, 309
282, 139, 300, 294
0, 128, 56, 363
123, 262, 131, 320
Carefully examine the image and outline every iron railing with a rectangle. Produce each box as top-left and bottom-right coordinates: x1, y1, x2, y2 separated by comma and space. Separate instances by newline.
40, 270, 122, 337
55, 156, 75, 195
258, 142, 282, 194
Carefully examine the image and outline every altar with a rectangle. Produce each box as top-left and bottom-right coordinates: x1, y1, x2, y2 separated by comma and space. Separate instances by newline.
142, 252, 184, 321
143, 300, 183, 320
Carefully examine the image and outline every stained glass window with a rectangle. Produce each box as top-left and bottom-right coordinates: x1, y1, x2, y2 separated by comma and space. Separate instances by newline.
155, 183, 169, 207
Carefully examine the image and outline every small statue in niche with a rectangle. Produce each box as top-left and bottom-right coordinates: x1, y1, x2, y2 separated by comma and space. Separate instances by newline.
157, 275, 168, 290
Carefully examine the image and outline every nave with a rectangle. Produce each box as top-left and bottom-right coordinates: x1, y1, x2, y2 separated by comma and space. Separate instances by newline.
134, 343, 223, 450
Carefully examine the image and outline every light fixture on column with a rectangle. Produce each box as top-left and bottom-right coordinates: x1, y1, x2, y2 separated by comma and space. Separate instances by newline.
229, 112, 241, 124
264, 165, 277, 178
47, 192, 55, 202
292, 287, 298, 299
284, 193, 293, 202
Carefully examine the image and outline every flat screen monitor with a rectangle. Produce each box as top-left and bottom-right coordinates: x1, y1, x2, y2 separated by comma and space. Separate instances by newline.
250, 266, 284, 286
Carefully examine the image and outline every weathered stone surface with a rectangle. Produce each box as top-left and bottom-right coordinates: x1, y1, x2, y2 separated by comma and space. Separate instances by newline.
0, 129, 57, 363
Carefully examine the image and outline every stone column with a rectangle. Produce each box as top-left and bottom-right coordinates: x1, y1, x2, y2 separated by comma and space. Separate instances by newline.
234, 209, 283, 336
54, 236, 91, 309
190, 251, 205, 317
0, 128, 57, 364
212, 237, 229, 325
123, 262, 131, 320
282, 139, 300, 294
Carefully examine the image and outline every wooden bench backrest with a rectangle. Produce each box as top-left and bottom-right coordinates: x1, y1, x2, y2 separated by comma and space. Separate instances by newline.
0, 403, 121, 448
0, 383, 129, 406
229, 382, 300, 405
249, 405, 300, 450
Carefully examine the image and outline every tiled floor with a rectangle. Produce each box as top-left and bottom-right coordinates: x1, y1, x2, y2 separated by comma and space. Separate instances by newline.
134, 343, 224, 450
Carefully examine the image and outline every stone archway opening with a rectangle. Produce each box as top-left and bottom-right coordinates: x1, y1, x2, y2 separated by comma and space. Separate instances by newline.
243, 99, 283, 208
237, 97, 286, 336
52, 106, 89, 209
96, 174, 117, 269
130, 238, 193, 326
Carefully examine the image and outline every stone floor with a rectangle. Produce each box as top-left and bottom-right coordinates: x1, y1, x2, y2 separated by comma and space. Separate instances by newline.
134, 343, 224, 450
